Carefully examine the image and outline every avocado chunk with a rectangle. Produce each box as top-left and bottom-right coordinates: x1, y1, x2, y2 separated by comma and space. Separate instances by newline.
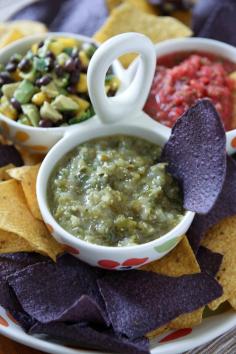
2, 82, 20, 99
52, 95, 79, 112
41, 81, 59, 98
18, 114, 32, 126
20, 68, 37, 82
14, 80, 37, 104
22, 104, 40, 127
40, 102, 63, 122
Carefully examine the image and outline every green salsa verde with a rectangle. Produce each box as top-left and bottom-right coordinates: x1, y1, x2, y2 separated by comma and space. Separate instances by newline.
48, 135, 184, 247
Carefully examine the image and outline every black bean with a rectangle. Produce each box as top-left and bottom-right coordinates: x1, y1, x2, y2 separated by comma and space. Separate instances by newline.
38, 40, 44, 48
55, 64, 64, 77
69, 70, 80, 85
74, 57, 81, 69
47, 57, 54, 71
18, 58, 31, 72
71, 48, 79, 59
67, 85, 77, 94
39, 119, 53, 128
10, 54, 21, 64
62, 110, 75, 120
0, 72, 13, 84
81, 64, 88, 73
10, 98, 22, 112
107, 89, 117, 97
64, 58, 76, 73
5, 62, 17, 73
46, 51, 55, 60
36, 75, 52, 87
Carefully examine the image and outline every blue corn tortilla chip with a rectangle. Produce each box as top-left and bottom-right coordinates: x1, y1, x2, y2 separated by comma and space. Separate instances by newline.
0, 252, 48, 309
8, 254, 109, 325
0, 253, 47, 331
187, 156, 236, 252
56, 295, 106, 324
193, 0, 236, 47
98, 270, 222, 339
0, 144, 23, 167
161, 99, 226, 214
196, 246, 223, 277
10, 0, 108, 37
29, 322, 149, 354
0, 252, 48, 279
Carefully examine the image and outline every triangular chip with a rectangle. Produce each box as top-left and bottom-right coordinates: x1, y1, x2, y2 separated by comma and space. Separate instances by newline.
142, 237, 203, 336
229, 296, 236, 310
202, 215, 236, 310
106, 0, 158, 15
94, 2, 192, 67
8, 164, 42, 220
0, 180, 63, 260
0, 164, 14, 181
0, 229, 33, 253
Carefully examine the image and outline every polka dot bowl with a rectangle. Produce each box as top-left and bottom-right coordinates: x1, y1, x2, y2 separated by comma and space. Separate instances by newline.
0, 32, 124, 154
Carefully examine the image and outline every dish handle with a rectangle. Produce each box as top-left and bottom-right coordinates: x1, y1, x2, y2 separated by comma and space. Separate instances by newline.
87, 32, 156, 124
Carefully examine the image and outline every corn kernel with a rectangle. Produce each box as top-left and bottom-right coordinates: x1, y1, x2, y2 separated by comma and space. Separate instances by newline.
58, 37, 78, 47
76, 74, 88, 93
79, 51, 89, 67
31, 43, 38, 54
70, 95, 90, 111
0, 96, 17, 120
49, 37, 78, 55
110, 77, 120, 91
11, 68, 21, 81
32, 92, 49, 106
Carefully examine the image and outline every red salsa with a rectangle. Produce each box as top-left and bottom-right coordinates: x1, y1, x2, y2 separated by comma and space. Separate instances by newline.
144, 52, 236, 131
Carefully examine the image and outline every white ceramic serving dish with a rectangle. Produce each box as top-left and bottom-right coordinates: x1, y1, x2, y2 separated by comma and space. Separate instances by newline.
37, 33, 195, 269
0, 305, 236, 354
2, 34, 236, 354
0, 32, 125, 153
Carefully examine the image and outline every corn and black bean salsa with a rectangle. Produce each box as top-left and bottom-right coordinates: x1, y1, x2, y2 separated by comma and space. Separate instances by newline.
49, 135, 184, 247
0, 37, 119, 127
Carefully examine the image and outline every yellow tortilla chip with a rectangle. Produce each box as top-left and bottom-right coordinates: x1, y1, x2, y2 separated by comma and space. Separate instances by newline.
0, 20, 47, 49
0, 164, 14, 181
0, 229, 33, 253
0, 180, 63, 260
146, 325, 168, 339
172, 10, 192, 27
202, 215, 236, 310
229, 296, 236, 310
8, 164, 42, 220
106, 0, 158, 15
17, 146, 44, 166
0, 28, 24, 49
142, 237, 203, 336
94, 2, 192, 67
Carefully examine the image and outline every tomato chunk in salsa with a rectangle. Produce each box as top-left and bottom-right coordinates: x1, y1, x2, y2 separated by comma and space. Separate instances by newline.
144, 52, 236, 130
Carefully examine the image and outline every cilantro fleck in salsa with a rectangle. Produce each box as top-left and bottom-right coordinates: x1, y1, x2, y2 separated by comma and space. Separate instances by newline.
48, 135, 184, 247
144, 52, 236, 131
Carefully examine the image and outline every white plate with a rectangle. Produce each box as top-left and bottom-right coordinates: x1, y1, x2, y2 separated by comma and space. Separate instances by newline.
0, 305, 236, 354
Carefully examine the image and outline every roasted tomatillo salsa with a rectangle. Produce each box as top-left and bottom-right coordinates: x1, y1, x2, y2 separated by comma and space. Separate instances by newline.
144, 52, 236, 131
49, 135, 184, 247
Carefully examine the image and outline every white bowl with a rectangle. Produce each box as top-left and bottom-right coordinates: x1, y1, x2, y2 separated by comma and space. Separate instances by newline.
0, 32, 124, 153
127, 37, 236, 154
37, 33, 195, 269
